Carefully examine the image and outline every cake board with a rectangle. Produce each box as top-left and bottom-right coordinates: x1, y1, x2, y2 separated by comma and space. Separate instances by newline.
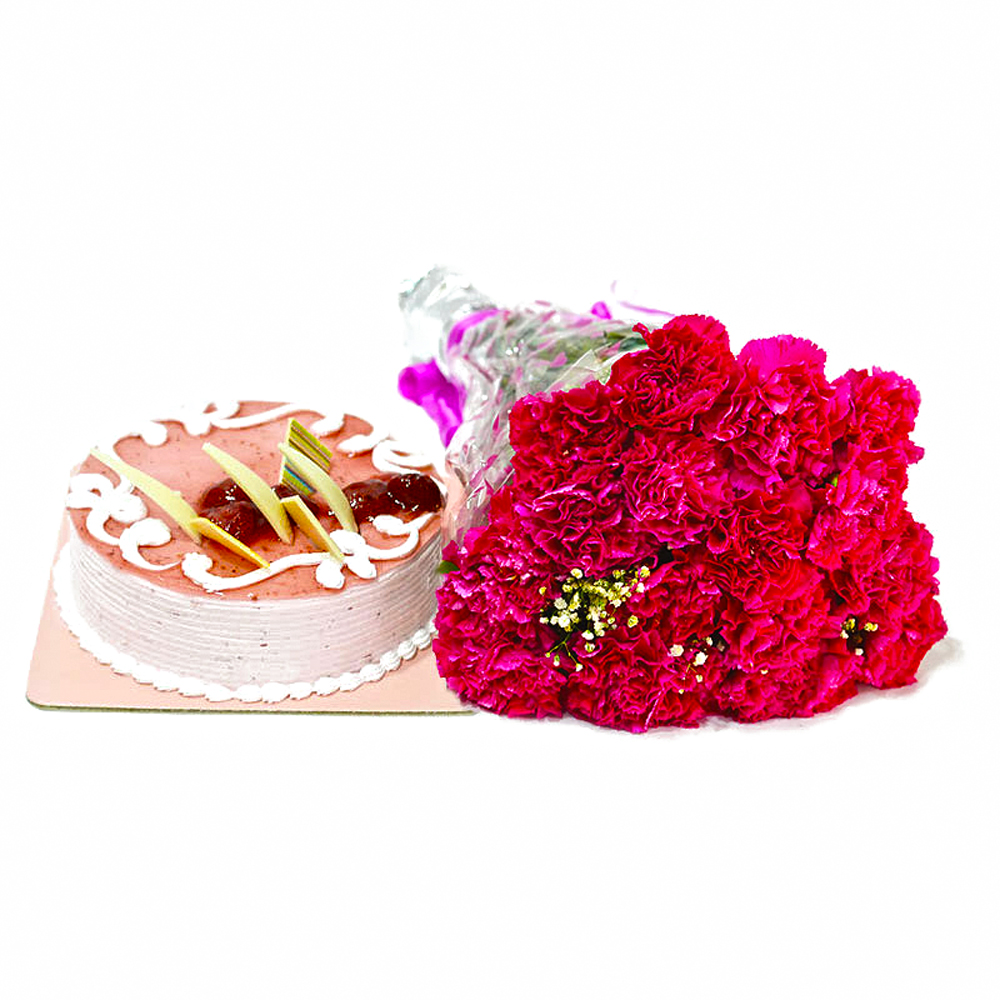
26, 518, 470, 715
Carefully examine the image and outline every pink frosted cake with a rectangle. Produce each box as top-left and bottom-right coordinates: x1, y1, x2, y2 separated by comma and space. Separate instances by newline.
55, 401, 445, 703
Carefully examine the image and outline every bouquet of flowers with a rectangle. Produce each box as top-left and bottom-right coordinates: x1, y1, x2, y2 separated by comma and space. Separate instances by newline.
399, 267, 946, 732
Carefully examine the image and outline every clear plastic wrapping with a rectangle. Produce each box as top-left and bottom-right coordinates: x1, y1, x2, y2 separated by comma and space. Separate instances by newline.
399, 266, 649, 543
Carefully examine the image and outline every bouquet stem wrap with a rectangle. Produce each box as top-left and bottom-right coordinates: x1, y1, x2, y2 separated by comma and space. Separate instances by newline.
399, 266, 947, 732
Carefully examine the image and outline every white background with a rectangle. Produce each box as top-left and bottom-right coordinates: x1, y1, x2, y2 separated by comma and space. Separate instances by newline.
1, 2, 997, 998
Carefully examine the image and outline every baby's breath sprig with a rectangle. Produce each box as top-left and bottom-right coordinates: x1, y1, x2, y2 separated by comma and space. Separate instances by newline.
539, 563, 652, 670
666, 631, 727, 692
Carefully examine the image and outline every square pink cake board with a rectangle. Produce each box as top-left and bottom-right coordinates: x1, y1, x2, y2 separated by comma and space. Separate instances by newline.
27, 518, 470, 714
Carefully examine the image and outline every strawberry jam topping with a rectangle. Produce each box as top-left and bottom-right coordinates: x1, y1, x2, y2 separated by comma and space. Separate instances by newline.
197, 477, 324, 542
386, 473, 444, 515
202, 500, 269, 543
344, 472, 442, 522
197, 473, 441, 542
197, 477, 249, 511
343, 476, 393, 522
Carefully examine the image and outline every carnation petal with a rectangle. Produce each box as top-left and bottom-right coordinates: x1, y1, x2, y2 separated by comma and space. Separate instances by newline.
739, 335, 827, 379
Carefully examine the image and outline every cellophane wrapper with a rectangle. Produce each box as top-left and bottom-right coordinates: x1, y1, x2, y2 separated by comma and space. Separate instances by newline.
399, 266, 649, 544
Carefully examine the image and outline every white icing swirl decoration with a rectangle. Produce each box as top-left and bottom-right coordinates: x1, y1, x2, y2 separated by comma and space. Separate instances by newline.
337, 426, 390, 455
180, 513, 434, 592
111, 401, 346, 454
337, 426, 434, 474
66, 473, 176, 571
66, 473, 148, 544
118, 518, 178, 572
372, 440, 434, 474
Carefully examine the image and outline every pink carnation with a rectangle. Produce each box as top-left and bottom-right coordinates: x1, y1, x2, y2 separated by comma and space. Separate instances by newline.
706, 335, 844, 491
620, 432, 733, 549
608, 315, 737, 434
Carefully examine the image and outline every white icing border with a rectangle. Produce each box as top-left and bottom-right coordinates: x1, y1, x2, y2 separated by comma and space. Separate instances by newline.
52, 543, 437, 705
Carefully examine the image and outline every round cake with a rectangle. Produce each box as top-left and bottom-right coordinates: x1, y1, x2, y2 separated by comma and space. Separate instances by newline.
56, 400, 445, 703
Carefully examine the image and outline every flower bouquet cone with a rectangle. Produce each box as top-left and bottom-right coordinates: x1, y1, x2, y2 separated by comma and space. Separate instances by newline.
399, 267, 946, 732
